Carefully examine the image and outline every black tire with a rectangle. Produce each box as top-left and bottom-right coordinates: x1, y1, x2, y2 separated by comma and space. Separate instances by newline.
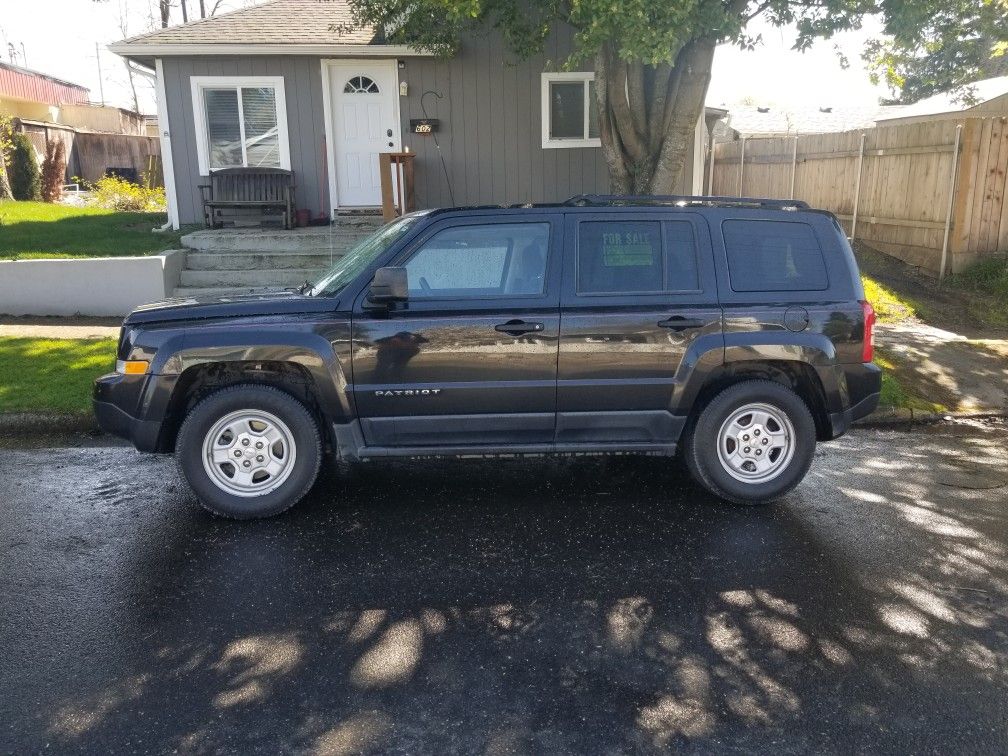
176, 384, 323, 519
682, 380, 816, 505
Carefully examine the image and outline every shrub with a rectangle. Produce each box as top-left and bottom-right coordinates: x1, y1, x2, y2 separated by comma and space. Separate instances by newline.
88, 174, 166, 212
9, 133, 40, 201
40, 138, 66, 203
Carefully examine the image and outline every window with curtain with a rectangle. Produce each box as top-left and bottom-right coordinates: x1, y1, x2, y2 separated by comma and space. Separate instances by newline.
202, 85, 282, 170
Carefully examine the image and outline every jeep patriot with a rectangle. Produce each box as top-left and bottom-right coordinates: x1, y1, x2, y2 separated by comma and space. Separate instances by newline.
94, 195, 881, 519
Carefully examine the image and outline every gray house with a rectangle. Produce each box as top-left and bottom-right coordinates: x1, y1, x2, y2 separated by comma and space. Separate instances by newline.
111, 0, 718, 229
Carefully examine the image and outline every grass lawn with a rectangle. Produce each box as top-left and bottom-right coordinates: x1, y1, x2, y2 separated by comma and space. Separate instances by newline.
861, 274, 918, 324
875, 348, 949, 413
856, 244, 1008, 334
0, 201, 184, 260
0, 337, 116, 414
942, 257, 1008, 330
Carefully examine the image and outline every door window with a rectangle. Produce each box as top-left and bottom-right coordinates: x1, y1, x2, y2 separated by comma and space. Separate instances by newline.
344, 75, 380, 94
576, 220, 698, 294
404, 223, 550, 299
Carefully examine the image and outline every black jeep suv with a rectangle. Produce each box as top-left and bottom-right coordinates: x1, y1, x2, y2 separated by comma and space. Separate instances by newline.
94, 195, 880, 519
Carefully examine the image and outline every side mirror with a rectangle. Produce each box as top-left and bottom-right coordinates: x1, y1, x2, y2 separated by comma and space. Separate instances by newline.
368, 266, 408, 304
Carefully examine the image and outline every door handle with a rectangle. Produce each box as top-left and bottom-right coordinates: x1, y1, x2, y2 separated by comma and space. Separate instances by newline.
495, 320, 544, 335
658, 316, 705, 331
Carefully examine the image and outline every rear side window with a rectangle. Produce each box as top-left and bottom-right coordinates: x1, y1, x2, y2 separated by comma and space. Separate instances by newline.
722, 220, 828, 292
577, 220, 698, 294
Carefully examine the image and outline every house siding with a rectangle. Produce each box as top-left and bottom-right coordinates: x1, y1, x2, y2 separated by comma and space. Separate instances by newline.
159, 26, 695, 225
399, 26, 694, 207
161, 55, 329, 225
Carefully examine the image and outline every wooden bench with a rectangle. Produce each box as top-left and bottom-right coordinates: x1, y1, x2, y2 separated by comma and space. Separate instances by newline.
199, 167, 295, 229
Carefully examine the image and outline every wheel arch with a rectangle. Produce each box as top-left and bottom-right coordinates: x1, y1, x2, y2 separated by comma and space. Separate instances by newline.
685, 358, 832, 441
157, 358, 339, 453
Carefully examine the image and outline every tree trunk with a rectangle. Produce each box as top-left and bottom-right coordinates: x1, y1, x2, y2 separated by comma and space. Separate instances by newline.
181, 0, 189, 23
0, 159, 12, 201
124, 61, 140, 113
595, 40, 715, 195
160, 0, 170, 28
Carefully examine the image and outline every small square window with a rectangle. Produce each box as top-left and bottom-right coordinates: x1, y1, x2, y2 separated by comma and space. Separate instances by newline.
542, 73, 600, 149
549, 82, 584, 140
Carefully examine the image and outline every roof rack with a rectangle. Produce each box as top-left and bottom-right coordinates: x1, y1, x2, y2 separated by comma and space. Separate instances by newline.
563, 194, 810, 210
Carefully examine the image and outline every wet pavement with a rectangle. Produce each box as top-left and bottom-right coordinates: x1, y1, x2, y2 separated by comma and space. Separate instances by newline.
2, 422, 1007, 753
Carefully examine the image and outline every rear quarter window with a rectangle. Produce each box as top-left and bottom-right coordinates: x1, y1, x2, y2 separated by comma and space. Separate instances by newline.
722, 219, 828, 292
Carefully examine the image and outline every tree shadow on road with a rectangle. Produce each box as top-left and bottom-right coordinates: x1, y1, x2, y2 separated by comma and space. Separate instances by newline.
18, 434, 1008, 754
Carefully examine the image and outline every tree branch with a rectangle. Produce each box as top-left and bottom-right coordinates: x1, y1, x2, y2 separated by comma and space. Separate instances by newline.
651, 39, 715, 193
648, 62, 677, 151
606, 54, 646, 163
594, 47, 631, 192
626, 61, 647, 138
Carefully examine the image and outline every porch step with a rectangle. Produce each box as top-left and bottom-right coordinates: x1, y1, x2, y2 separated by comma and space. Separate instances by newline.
178, 267, 325, 288
184, 250, 345, 271
181, 223, 381, 253
171, 285, 290, 299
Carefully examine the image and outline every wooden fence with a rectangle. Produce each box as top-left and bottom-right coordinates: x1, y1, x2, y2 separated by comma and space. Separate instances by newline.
709, 117, 1008, 276
17, 120, 163, 187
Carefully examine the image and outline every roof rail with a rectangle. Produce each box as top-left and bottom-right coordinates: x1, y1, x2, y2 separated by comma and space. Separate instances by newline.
563, 194, 810, 210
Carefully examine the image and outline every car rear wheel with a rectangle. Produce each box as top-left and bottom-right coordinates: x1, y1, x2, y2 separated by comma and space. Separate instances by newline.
683, 380, 816, 505
176, 384, 322, 519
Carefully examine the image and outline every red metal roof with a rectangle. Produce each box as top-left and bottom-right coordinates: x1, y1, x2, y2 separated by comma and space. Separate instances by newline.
0, 62, 89, 105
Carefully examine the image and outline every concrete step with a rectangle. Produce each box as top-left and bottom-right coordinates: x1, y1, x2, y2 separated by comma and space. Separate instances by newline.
178, 268, 324, 288
172, 285, 289, 299
181, 224, 381, 253
184, 250, 344, 271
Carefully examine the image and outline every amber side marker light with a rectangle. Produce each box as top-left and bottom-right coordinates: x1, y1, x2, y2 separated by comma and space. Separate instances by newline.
116, 359, 149, 375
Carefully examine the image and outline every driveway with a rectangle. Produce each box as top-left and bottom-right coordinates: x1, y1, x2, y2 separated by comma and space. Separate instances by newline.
2, 422, 1007, 753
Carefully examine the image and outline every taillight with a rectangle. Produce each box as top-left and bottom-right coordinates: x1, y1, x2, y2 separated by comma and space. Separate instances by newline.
860, 300, 876, 363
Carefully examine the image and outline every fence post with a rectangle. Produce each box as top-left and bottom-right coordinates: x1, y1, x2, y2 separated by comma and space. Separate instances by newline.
850, 132, 866, 241
949, 118, 982, 271
738, 137, 746, 197
707, 139, 716, 195
939, 124, 963, 281
789, 135, 798, 199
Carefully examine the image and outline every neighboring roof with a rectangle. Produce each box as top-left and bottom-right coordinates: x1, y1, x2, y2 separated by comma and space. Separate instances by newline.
876, 75, 1008, 123
0, 60, 89, 105
116, 0, 375, 47
712, 103, 906, 137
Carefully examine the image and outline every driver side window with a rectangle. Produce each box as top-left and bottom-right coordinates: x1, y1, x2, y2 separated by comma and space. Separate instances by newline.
403, 223, 550, 299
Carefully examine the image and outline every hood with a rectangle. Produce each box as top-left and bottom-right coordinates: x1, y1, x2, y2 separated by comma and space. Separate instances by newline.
123, 291, 339, 325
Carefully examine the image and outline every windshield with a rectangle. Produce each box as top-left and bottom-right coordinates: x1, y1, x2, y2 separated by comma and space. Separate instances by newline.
309, 213, 426, 296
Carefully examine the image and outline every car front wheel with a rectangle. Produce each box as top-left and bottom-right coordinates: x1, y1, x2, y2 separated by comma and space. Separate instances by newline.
683, 380, 816, 505
176, 384, 322, 519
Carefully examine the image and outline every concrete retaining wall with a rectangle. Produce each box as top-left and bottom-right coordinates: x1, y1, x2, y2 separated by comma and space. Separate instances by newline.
0, 250, 185, 317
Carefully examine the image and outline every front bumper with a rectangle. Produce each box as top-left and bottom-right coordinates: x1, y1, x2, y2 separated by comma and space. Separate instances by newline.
93, 371, 176, 452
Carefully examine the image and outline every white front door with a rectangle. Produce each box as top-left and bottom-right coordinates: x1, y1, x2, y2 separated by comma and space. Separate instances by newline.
328, 60, 400, 208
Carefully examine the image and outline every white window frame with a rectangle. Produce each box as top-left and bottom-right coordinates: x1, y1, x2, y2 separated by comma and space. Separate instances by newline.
190, 75, 291, 175
541, 72, 600, 149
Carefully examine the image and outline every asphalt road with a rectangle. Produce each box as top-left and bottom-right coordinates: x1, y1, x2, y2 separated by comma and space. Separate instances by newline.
2, 422, 1007, 754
